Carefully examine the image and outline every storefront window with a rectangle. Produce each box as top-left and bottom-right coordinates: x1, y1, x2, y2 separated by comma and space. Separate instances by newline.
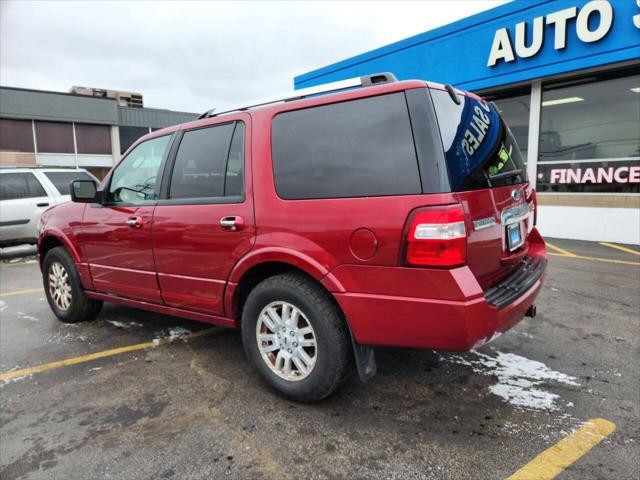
537, 71, 640, 193
491, 91, 531, 162
34, 121, 74, 154
119, 126, 150, 154
0, 118, 34, 152
75, 124, 111, 155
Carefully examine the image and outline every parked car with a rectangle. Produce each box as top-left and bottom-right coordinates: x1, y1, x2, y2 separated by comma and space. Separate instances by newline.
0, 167, 96, 247
37, 74, 547, 402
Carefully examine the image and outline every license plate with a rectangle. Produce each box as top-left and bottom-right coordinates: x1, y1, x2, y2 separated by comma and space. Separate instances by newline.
507, 222, 524, 251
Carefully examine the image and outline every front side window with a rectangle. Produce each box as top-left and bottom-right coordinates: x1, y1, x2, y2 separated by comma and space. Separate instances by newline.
168, 122, 244, 200
272, 93, 421, 200
431, 89, 527, 191
108, 135, 171, 203
0, 173, 47, 201
44, 171, 94, 195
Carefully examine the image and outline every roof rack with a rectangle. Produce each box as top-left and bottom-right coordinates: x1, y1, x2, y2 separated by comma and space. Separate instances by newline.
197, 72, 398, 119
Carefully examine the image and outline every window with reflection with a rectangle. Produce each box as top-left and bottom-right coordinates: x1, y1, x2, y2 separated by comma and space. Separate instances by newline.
539, 72, 640, 162
108, 135, 170, 203
537, 70, 640, 193
491, 91, 531, 163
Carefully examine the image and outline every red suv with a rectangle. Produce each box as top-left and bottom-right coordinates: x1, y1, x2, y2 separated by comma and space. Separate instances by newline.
37, 73, 547, 402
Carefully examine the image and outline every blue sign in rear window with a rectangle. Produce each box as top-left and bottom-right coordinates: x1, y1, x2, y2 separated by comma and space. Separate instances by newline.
430, 89, 527, 191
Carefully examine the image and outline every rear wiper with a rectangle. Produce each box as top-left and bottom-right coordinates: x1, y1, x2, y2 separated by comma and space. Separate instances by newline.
488, 169, 523, 181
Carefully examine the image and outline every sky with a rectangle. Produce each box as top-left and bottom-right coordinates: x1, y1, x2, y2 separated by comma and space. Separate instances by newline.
1, 0, 508, 114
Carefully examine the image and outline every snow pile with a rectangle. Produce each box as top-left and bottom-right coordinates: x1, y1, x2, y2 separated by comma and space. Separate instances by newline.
152, 326, 191, 346
444, 350, 579, 411
105, 319, 143, 329
17, 312, 39, 322
167, 327, 191, 340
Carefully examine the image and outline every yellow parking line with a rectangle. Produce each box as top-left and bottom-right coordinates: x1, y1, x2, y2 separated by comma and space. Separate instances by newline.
599, 242, 640, 256
0, 287, 43, 298
0, 327, 218, 382
545, 242, 577, 257
548, 252, 640, 266
507, 418, 616, 480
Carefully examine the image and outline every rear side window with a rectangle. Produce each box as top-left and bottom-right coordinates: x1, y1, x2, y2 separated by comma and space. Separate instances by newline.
430, 89, 527, 191
169, 122, 243, 200
272, 93, 421, 199
0, 173, 47, 200
44, 171, 93, 195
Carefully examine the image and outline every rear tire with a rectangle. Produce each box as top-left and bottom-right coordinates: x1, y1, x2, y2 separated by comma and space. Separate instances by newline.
241, 273, 352, 402
42, 246, 103, 323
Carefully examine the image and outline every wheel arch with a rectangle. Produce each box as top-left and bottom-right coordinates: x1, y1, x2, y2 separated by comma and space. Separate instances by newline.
38, 230, 81, 265
226, 248, 345, 321
38, 230, 93, 290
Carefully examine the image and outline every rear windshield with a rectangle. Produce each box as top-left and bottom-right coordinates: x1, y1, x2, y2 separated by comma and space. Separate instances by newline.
272, 93, 422, 200
44, 171, 93, 195
430, 89, 527, 191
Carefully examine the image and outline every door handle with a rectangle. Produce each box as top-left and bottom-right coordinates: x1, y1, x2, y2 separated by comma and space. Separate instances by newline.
219, 216, 244, 231
37, 202, 50, 207
126, 216, 143, 228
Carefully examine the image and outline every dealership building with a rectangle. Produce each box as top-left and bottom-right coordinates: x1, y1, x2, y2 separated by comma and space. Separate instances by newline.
0, 86, 197, 179
296, 0, 639, 244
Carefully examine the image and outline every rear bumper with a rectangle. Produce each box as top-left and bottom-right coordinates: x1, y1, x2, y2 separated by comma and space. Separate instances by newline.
331, 231, 547, 351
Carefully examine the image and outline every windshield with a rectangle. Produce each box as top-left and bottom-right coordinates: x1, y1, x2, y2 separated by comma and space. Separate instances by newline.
430, 89, 527, 191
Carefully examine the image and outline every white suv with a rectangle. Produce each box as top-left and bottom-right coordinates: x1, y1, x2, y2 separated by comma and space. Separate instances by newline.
0, 167, 97, 247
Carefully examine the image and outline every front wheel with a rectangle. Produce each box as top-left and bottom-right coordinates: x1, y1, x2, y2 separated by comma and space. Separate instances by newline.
42, 246, 103, 323
241, 273, 352, 402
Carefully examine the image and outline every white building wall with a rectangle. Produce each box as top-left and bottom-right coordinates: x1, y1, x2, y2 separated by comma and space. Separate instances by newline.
538, 206, 640, 245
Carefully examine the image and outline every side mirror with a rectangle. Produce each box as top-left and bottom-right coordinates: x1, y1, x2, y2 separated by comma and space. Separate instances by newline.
71, 180, 98, 203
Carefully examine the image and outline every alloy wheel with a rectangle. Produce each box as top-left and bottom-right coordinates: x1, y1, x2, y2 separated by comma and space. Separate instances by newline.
48, 261, 72, 311
255, 301, 317, 381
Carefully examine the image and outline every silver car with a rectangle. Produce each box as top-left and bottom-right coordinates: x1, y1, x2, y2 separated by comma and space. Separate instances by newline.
0, 167, 97, 247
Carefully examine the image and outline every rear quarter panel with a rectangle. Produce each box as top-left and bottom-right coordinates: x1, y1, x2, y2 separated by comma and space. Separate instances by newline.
249, 106, 457, 278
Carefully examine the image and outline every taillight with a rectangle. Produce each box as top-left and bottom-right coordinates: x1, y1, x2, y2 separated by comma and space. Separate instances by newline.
405, 205, 467, 268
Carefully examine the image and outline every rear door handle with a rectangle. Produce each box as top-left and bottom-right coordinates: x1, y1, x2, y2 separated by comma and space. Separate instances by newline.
37, 202, 50, 207
126, 216, 143, 228
219, 216, 244, 231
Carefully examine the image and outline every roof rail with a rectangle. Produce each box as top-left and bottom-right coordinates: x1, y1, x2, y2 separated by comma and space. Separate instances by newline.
197, 72, 398, 119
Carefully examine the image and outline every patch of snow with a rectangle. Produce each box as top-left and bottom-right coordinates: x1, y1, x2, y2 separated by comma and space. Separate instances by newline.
152, 326, 192, 346
0, 300, 7, 313
442, 350, 579, 411
46, 331, 90, 344
168, 327, 191, 340
17, 312, 39, 322
105, 319, 143, 329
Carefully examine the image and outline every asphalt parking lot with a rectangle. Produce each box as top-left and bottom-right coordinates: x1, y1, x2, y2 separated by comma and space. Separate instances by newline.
0, 239, 638, 480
